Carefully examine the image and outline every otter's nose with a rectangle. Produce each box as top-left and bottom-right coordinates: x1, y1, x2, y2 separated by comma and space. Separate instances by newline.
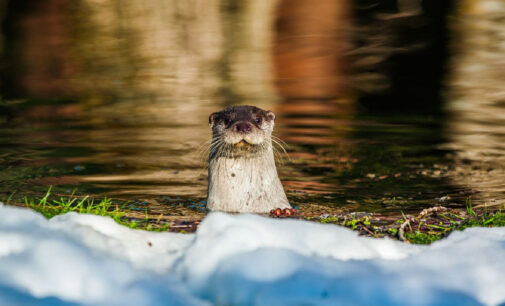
235, 122, 252, 133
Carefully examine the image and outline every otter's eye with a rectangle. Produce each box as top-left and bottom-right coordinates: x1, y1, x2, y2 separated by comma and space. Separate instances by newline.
224, 117, 231, 125
255, 117, 262, 124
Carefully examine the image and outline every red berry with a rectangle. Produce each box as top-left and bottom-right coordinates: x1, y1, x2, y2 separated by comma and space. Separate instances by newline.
290, 208, 297, 216
284, 208, 291, 217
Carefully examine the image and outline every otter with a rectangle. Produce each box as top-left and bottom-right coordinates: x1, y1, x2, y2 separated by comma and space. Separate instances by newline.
206, 105, 292, 213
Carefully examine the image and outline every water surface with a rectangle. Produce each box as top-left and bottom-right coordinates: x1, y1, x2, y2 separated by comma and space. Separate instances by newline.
1, 0, 504, 219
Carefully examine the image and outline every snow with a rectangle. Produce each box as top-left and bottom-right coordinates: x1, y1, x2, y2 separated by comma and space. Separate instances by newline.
1, 205, 504, 306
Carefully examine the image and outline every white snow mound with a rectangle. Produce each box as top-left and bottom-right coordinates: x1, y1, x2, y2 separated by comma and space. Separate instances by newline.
0, 204, 504, 306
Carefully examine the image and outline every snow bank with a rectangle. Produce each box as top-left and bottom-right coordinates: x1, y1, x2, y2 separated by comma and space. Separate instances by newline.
0, 205, 203, 306
1, 205, 504, 306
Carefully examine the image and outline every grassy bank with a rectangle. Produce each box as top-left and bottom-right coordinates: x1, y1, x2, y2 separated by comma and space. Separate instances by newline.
4, 188, 171, 232
313, 199, 505, 244
3, 188, 505, 243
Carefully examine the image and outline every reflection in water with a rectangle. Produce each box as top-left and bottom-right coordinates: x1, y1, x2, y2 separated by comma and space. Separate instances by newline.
274, 0, 350, 99
0, 0, 504, 218
0, 0, 281, 212
1, 0, 77, 96
351, 0, 453, 113
446, 0, 505, 207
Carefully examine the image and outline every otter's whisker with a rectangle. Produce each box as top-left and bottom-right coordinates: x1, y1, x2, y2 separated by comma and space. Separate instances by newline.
201, 139, 225, 163
271, 134, 288, 147
271, 136, 292, 163
271, 138, 287, 154
272, 148, 286, 165
271, 140, 289, 164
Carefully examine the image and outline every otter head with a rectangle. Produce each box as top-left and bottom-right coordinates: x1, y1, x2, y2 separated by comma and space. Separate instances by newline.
208, 105, 276, 158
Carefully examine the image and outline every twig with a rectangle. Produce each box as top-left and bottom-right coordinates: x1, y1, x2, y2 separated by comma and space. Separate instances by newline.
361, 226, 375, 237
418, 206, 448, 218
399, 206, 448, 242
399, 216, 413, 242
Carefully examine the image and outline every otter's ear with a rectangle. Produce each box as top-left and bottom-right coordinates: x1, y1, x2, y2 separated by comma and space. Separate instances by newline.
265, 111, 275, 121
209, 112, 220, 127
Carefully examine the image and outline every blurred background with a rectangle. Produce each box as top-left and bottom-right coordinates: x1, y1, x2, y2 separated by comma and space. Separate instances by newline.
0, 0, 504, 218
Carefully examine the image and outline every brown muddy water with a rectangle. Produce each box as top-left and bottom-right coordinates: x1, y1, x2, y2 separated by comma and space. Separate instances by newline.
1, 0, 505, 220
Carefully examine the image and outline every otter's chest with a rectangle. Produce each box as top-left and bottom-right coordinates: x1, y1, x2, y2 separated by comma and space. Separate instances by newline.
211, 158, 276, 191
207, 156, 290, 212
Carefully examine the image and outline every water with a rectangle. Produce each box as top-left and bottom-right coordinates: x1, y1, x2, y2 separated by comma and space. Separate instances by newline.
1, 0, 504, 219
0, 98, 472, 217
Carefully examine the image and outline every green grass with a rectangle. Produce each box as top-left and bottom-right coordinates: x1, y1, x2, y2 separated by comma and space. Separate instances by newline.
403, 199, 505, 244
403, 230, 446, 244
403, 212, 505, 244
4, 189, 505, 241
320, 214, 370, 228
11, 187, 170, 232
315, 198, 505, 244
460, 210, 505, 228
